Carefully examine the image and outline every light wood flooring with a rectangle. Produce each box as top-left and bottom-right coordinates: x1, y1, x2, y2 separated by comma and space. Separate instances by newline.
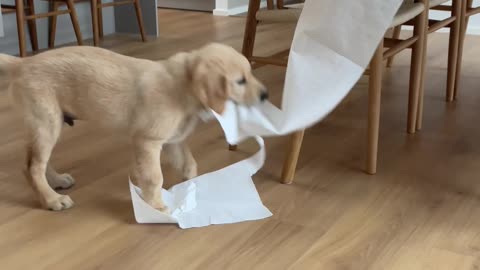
1, 8, 480, 270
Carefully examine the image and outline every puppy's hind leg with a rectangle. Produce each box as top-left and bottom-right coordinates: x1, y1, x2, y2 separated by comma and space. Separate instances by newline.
47, 165, 75, 189
24, 108, 74, 211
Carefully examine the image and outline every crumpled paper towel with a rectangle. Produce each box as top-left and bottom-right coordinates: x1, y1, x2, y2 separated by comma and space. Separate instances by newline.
130, 137, 272, 228
130, 0, 404, 229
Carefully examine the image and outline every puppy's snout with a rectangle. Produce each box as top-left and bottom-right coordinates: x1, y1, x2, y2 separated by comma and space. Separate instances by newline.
260, 90, 269, 102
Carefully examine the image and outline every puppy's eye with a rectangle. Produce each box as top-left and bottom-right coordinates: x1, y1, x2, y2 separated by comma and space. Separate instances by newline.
237, 77, 247, 85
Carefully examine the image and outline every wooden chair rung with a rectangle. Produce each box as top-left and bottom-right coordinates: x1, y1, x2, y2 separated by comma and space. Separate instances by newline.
383, 36, 418, 59
1, 4, 17, 9
467, 6, 480, 17
430, 5, 451, 11
24, 9, 70, 20
428, 17, 456, 33
1, 7, 16, 13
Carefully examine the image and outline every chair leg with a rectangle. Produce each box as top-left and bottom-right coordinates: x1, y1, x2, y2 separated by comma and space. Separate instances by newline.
90, 0, 100, 46
407, 6, 427, 134
230, 0, 261, 152
48, 1, 60, 49
416, 24, 428, 131
386, 25, 401, 67
281, 130, 305, 184
66, 0, 84, 45
277, 0, 284, 9
134, 0, 147, 42
453, 0, 471, 100
15, 0, 27, 57
267, 0, 274, 10
446, 0, 462, 102
242, 0, 261, 58
366, 41, 383, 175
97, 0, 104, 38
26, 0, 39, 52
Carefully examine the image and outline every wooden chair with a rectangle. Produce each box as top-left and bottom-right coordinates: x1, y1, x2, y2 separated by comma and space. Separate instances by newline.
49, 0, 146, 47
452, 0, 479, 100
240, 0, 429, 183
1, 0, 83, 57
387, 0, 463, 131
365, 0, 428, 175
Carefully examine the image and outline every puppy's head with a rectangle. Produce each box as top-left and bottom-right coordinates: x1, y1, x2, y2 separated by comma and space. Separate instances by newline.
187, 43, 267, 114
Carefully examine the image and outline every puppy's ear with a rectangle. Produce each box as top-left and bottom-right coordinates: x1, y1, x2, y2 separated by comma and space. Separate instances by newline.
187, 56, 229, 114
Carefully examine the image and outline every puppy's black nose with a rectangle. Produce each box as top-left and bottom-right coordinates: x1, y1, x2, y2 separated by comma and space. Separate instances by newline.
260, 91, 269, 102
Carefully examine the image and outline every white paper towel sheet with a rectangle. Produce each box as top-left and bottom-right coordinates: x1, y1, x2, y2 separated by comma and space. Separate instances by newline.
130, 0, 404, 229
130, 137, 272, 229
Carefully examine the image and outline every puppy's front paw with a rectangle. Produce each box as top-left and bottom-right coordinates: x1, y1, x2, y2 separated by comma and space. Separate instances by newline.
49, 173, 76, 189
147, 199, 169, 214
45, 195, 74, 211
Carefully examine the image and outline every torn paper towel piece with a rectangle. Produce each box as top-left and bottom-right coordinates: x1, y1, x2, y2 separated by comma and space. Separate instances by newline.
130, 137, 272, 229
130, 0, 404, 228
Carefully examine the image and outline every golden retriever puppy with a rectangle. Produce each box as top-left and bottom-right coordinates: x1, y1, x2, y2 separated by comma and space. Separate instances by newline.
0, 43, 267, 212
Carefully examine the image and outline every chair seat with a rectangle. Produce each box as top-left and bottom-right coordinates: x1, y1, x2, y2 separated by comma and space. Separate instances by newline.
256, 3, 303, 23
391, 2, 425, 27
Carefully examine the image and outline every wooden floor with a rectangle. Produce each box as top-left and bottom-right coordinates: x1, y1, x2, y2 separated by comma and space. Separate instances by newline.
1, 9, 480, 270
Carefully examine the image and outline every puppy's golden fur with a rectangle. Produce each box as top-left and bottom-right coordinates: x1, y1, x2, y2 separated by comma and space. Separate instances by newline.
0, 43, 266, 211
